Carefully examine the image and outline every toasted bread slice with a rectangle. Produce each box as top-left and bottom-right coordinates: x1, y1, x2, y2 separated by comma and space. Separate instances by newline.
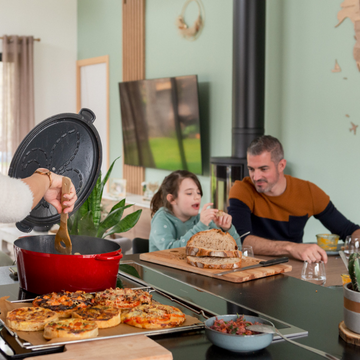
186, 256, 242, 269
186, 229, 241, 257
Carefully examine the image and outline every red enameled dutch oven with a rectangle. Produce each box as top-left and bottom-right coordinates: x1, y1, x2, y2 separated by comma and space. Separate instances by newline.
14, 235, 123, 294
8, 109, 124, 295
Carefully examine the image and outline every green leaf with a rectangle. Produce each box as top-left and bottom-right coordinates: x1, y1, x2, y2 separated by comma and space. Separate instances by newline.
78, 212, 97, 237
109, 198, 126, 214
66, 158, 140, 241
100, 157, 120, 200
96, 204, 133, 238
118, 264, 140, 278
68, 211, 80, 235
91, 176, 102, 228
116, 277, 123, 288
103, 210, 142, 238
354, 258, 360, 292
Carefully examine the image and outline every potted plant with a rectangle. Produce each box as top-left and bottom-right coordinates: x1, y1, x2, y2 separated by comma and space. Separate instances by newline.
344, 252, 360, 334
67, 157, 141, 283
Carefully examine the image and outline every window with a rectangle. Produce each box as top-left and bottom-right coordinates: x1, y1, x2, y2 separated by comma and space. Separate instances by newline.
0, 53, 2, 127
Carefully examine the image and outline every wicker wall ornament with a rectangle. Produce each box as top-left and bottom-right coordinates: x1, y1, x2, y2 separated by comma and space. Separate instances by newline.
176, 0, 205, 41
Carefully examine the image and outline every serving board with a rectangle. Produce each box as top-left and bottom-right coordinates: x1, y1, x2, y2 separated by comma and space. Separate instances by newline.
140, 248, 292, 283
32, 335, 172, 359
339, 321, 360, 346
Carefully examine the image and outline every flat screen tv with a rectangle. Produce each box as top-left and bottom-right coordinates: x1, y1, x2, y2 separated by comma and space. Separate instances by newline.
119, 75, 202, 174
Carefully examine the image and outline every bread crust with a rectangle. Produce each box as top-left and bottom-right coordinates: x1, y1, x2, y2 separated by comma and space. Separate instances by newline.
72, 305, 121, 329
186, 229, 240, 258
186, 256, 242, 269
6, 307, 59, 331
43, 318, 98, 340
186, 246, 242, 258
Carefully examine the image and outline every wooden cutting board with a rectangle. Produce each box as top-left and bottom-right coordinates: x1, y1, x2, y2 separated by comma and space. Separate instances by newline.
140, 248, 292, 283
32, 335, 172, 360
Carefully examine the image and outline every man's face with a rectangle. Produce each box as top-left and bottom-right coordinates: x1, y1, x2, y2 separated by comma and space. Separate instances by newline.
247, 151, 284, 195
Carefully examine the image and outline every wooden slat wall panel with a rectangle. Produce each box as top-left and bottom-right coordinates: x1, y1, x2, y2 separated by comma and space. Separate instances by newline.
122, 0, 145, 195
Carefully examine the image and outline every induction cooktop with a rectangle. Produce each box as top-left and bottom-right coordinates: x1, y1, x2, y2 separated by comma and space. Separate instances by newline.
119, 260, 308, 342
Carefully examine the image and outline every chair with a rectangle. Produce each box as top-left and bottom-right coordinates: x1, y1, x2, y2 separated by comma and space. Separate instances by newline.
132, 238, 149, 254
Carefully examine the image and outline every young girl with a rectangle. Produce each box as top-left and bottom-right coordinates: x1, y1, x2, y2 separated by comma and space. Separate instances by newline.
149, 170, 239, 252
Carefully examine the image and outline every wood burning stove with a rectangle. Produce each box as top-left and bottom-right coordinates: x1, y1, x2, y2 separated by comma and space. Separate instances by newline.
211, 0, 266, 210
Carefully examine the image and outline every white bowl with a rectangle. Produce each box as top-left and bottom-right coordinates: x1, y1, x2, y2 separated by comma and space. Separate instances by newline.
205, 314, 274, 353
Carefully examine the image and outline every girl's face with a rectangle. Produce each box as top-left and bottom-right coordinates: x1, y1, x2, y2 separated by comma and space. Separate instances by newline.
168, 178, 201, 222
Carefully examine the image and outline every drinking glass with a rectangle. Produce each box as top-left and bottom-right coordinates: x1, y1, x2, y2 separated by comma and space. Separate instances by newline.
344, 236, 360, 258
242, 245, 254, 257
301, 261, 326, 286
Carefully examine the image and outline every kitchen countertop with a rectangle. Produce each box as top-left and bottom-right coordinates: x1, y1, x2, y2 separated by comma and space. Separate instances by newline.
259, 254, 347, 287
0, 254, 358, 360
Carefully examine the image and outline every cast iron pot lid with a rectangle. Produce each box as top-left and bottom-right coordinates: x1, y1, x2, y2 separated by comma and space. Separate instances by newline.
8, 108, 102, 232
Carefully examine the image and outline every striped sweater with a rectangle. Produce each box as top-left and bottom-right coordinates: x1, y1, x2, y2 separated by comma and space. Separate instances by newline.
228, 175, 359, 243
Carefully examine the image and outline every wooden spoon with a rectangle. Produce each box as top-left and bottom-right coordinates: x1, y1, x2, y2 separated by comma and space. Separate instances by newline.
54, 177, 73, 255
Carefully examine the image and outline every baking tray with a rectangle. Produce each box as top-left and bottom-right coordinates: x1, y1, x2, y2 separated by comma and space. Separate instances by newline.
0, 285, 210, 359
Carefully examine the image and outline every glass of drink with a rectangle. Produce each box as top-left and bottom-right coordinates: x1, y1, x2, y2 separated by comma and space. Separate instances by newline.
344, 236, 360, 258
341, 273, 351, 286
301, 261, 326, 286
242, 245, 254, 257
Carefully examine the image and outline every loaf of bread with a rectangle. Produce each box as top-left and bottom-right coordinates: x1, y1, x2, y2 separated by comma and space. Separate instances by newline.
186, 229, 241, 258
186, 256, 242, 269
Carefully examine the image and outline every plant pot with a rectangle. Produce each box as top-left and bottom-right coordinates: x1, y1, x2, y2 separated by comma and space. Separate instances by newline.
344, 282, 360, 334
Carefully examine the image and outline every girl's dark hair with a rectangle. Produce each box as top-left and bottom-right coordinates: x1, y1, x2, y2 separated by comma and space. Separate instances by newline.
150, 170, 203, 217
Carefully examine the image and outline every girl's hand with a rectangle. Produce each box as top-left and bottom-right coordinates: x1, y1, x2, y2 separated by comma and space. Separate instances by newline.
214, 211, 232, 231
200, 203, 217, 226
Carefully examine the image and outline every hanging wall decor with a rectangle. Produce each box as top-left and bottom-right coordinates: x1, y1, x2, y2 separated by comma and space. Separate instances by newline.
350, 122, 358, 134
335, 0, 360, 71
175, 0, 205, 41
331, 59, 342, 72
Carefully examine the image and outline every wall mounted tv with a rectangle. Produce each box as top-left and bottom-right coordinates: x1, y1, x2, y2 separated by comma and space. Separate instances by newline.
119, 75, 203, 175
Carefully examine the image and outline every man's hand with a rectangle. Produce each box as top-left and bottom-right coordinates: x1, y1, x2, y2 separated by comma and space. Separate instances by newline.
351, 229, 360, 239
242, 235, 328, 263
287, 243, 328, 263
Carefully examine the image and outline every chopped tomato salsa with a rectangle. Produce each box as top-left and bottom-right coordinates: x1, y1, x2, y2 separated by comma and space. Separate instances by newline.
210, 315, 261, 335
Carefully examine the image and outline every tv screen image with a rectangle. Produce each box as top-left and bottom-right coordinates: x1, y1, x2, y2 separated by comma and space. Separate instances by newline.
119, 75, 202, 174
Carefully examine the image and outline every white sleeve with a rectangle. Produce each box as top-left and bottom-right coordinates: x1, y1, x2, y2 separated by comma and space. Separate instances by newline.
0, 173, 33, 223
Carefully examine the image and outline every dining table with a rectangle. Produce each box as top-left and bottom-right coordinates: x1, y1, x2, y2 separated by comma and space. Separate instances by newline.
260, 254, 348, 287
0, 251, 357, 360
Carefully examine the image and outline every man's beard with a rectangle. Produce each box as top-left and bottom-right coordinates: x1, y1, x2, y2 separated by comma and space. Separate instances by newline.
254, 180, 269, 193
253, 173, 280, 194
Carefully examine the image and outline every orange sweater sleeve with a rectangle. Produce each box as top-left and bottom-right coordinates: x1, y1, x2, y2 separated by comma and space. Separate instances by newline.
308, 182, 330, 215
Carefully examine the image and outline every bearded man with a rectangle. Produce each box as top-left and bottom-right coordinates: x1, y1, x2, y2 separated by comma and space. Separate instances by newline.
228, 135, 360, 263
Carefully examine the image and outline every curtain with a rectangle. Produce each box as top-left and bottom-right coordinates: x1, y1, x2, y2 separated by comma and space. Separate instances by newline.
1, 35, 35, 174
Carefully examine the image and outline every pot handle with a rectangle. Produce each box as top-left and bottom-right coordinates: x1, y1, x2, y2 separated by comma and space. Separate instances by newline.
95, 250, 123, 261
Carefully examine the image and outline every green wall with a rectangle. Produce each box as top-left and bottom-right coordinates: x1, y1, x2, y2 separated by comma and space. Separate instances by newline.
77, 0, 123, 179
78, 0, 360, 242
266, 0, 360, 240
144, 0, 233, 206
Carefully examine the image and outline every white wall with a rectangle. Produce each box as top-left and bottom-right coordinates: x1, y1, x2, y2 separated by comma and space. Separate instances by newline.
0, 0, 77, 124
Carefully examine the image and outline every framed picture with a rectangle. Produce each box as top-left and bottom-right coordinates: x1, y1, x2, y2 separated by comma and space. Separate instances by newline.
110, 178, 127, 198
141, 181, 159, 201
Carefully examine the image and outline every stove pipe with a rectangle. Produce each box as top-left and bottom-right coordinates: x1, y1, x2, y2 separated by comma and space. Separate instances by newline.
232, 0, 266, 157
210, 0, 266, 210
